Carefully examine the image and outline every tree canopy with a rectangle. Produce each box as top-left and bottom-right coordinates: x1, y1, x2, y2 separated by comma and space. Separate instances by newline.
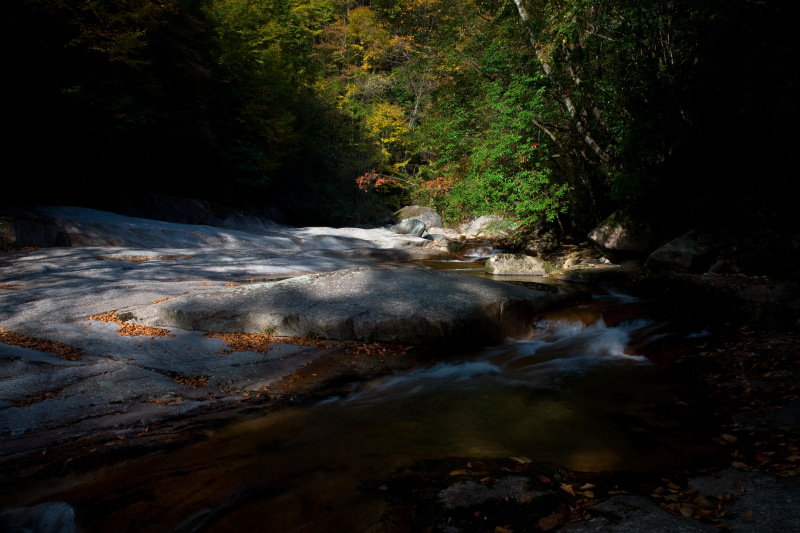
5, 0, 796, 232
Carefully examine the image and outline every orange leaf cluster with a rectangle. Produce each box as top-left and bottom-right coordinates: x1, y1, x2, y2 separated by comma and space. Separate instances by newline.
94, 255, 192, 262
422, 176, 453, 191
0, 329, 82, 361
87, 312, 175, 338
205, 331, 275, 354
170, 374, 208, 388
356, 171, 405, 191
14, 388, 66, 408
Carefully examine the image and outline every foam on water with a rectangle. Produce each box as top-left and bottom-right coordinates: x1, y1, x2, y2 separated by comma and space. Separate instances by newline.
462, 246, 501, 258
337, 316, 652, 407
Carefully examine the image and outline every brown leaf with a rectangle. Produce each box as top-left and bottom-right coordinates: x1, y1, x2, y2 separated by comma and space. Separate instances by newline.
538, 515, 560, 531
560, 484, 575, 497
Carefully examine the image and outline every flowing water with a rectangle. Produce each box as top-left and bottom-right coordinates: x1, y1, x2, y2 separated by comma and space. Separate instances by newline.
4, 272, 721, 532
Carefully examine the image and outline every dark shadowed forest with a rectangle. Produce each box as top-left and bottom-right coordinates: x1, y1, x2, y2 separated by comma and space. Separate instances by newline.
5, 0, 797, 234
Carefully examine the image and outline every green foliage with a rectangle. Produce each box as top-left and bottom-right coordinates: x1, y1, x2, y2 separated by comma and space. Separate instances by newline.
6, 0, 794, 232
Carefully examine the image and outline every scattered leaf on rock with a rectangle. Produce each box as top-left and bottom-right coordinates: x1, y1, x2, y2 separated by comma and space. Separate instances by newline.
170, 374, 208, 388
538, 515, 560, 531
13, 388, 65, 408
0, 329, 82, 360
87, 312, 175, 337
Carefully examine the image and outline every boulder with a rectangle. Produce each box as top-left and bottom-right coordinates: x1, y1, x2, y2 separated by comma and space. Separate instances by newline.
485, 253, 548, 276
126, 267, 570, 345
459, 215, 518, 240
645, 230, 722, 274
389, 218, 426, 237
0, 217, 15, 248
502, 224, 560, 255
395, 205, 443, 229
588, 206, 675, 256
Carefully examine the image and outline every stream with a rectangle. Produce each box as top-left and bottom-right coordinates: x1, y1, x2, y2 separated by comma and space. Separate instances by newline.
4, 260, 724, 532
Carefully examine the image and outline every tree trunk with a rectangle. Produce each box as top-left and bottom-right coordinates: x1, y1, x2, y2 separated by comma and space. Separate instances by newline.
510, 0, 610, 167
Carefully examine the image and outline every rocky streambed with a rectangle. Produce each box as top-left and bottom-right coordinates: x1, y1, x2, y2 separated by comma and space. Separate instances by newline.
1, 206, 799, 532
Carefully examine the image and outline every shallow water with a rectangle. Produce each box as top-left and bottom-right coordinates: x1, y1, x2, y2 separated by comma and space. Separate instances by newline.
6, 282, 719, 532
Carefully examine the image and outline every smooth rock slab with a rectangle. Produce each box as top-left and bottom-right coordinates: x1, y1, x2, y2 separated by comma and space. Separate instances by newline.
127, 267, 569, 345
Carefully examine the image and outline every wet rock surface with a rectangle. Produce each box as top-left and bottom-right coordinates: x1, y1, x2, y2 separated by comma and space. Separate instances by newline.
1, 206, 798, 533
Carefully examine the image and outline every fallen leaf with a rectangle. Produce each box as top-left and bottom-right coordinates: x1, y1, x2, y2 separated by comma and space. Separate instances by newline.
537, 474, 553, 484
560, 484, 575, 497
510, 456, 532, 464
721, 434, 738, 443
578, 483, 596, 490
538, 515, 560, 531
449, 470, 469, 476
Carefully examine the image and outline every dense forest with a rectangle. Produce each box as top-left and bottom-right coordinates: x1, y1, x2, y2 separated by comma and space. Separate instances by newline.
5, 0, 796, 235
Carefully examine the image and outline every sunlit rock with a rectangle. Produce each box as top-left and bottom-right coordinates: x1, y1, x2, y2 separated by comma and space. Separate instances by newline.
126, 267, 570, 345
394, 205, 443, 229
459, 215, 518, 240
485, 253, 547, 276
